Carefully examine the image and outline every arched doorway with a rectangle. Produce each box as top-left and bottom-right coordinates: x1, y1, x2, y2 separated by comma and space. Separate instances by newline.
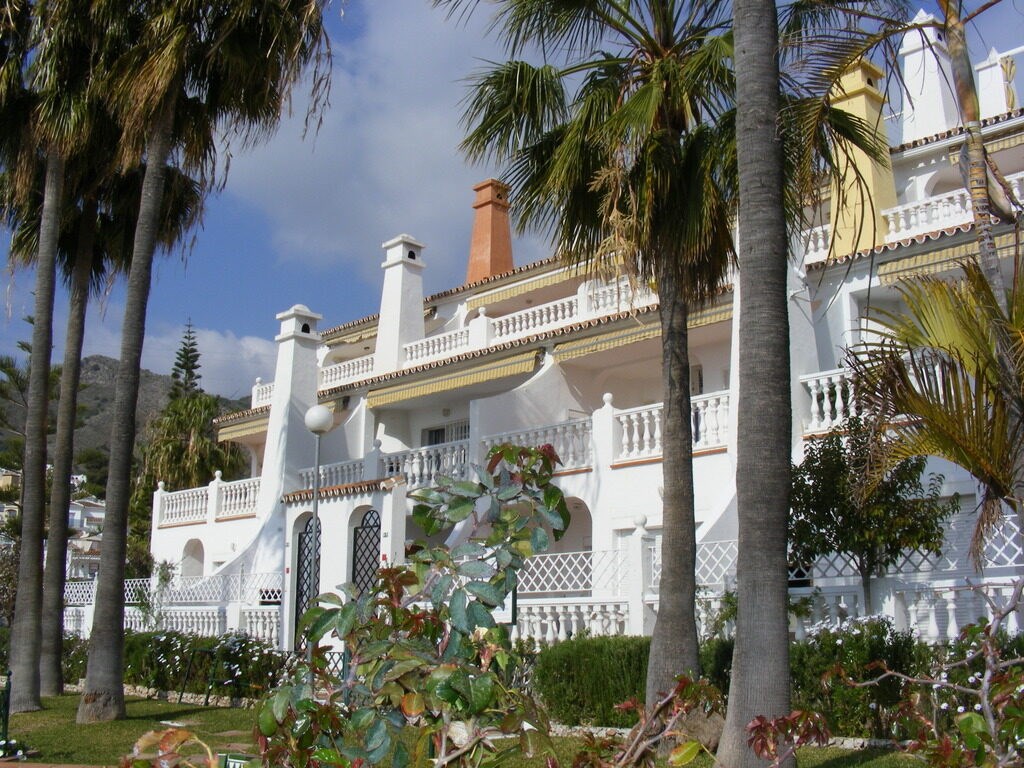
293, 514, 321, 641
351, 508, 381, 596
181, 539, 204, 579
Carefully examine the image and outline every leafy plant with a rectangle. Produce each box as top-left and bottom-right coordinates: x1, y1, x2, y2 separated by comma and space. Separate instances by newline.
255, 444, 569, 768
790, 415, 959, 612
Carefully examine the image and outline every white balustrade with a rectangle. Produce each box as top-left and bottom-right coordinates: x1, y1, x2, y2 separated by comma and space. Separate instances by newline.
65, 607, 86, 637
586, 280, 657, 314
320, 354, 374, 388
882, 171, 1024, 242
242, 607, 281, 645
492, 297, 579, 342
800, 368, 857, 433
158, 486, 209, 526
383, 440, 469, 489
512, 600, 628, 645
404, 329, 471, 365
482, 418, 592, 470
159, 607, 227, 636
217, 478, 260, 519
251, 378, 274, 408
800, 223, 831, 264
616, 392, 729, 461
300, 459, 364, 489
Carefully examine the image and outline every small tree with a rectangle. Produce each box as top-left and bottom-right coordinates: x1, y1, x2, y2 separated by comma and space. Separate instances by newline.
168, 321, 201, 401
790, 416, 959, 613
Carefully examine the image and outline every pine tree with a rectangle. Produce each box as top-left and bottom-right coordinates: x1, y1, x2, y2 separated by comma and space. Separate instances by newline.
169, 320, 201, 399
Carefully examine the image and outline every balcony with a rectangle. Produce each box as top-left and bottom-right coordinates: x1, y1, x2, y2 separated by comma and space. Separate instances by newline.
882, 170, 1024, 243
155, 474, 260, 528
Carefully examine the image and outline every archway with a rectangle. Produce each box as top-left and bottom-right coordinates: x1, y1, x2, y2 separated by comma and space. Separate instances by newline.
292, 512, 321, 643
181, 539, 204, 579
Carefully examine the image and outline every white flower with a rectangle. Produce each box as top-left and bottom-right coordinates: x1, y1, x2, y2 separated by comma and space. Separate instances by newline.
957, 706, 966, 713
974, 704, 982, 712
940, 702, 949, 711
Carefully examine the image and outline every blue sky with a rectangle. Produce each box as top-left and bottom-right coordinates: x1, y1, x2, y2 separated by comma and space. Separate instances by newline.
1, 0, 1023, 399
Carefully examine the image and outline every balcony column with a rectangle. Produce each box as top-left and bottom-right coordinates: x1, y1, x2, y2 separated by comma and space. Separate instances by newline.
467, 307, 494, 349
625, 515, 650, 635
379, 479, 408, 566
152, 481, 166, 531
207, 470, 223, 525
365, 439, 384, 480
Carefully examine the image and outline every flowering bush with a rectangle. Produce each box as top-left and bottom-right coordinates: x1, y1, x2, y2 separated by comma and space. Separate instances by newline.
123, 630, 290, 698
790, 615, 931, 738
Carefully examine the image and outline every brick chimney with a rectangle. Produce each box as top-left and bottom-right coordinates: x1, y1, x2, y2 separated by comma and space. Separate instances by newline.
466, 179, 514, 284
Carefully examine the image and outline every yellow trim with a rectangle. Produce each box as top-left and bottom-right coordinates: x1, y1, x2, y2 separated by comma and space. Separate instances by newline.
466, 269, 577, 310
554, 324, 661, 361
948, 132, 1024, 164
218, 416, 270, 441
878, 232, 1017, 284
690, 301, 733, 328
367, 351, 540, 408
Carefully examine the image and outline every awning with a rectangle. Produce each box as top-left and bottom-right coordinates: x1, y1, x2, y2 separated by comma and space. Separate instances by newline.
878, 231, 1018, 284
218, 415, 270, 442
367, 350, 540, 408
466, 268, 578, 310
948, 131, 1024, 164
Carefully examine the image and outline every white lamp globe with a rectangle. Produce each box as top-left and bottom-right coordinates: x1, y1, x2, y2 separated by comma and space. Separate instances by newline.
304, 404, 333, 435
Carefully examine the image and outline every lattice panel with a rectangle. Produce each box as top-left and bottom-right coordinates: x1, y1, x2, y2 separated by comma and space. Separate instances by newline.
518, 551, 620, 594
351, 509, 381, 596
64, 581, 96, 605
695, 540, 737, 586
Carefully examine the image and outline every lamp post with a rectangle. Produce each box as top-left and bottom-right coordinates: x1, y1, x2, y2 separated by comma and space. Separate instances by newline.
303, 404, 333, 676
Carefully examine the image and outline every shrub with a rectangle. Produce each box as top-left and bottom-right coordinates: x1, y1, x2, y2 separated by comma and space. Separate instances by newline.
533, 635, 650, 727
123, 630, 289, 698
790, 615, 931, 738
699, 636, 734, 697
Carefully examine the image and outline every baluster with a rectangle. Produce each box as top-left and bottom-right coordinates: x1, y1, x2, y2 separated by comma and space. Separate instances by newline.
555, 607, 569, 642
692, 401, 705, 447
926, 594, 940, 642
945, 592, 959, 641
807, 380, 823, 430
629, 413, 642, 457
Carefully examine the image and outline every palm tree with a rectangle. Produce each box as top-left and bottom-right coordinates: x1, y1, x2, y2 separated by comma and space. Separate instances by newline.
3, 0, 95, 712
442, 0, 737, 702
851, 261, 1024, 560
716, 0, 792, 760
438, 0, 883, 706
77, 0, 331, 723
34, 159, 203, 696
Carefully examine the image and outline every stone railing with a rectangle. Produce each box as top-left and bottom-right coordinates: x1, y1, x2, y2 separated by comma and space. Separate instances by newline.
512, 599, 629, 645
587, 280, 657, 314
241, 606, 281, 645
882, 171, 1024, 242
251, 378, 274, 408
614, 390, 730, 461
321, 354, 374, 388
482, 418, 593, 471
492, 296, 580, 342
300, 458, 364, 489
155, 474, 261, 528
404, 328, 471, 366
800, 223, 831, 264
383, 440, 470, 489
799, 367, 857, 433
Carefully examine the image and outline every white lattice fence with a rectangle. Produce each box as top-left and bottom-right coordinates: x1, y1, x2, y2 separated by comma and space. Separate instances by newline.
518, 550, 624, 595
64, 580, 96, 606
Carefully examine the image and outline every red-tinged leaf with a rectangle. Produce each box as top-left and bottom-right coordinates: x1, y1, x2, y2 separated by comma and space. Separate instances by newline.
668, 741, 701, 766
546, 756, 560, 768
158, 729, 195, 755
401, 692, 425, 717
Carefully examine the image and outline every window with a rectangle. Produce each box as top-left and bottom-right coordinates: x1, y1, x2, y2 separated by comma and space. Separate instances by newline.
422, 419, 470, 446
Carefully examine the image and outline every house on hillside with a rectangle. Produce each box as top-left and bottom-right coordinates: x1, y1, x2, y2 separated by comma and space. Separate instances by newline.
66, 17, 1024, 649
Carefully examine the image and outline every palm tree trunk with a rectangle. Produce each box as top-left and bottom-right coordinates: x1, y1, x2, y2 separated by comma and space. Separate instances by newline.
937, 0, 1007, 309
717, 0, 792, 765
40, 197, 97, 696
645, 262, 701, 706
10, 150, 65, 713
77, 98, 176, 724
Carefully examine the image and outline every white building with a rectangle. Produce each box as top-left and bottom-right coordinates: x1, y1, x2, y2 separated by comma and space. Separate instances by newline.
66, 21, 1024, 649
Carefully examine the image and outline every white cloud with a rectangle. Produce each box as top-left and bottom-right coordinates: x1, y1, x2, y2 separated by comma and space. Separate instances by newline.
220, 0, 549, 293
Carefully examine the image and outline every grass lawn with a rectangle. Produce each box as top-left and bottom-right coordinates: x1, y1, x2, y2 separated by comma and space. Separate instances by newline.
8, 697, 917, 768
10, 695, 259, 765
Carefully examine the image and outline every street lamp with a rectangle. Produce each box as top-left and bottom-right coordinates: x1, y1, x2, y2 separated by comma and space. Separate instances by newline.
303, 404, 333, 676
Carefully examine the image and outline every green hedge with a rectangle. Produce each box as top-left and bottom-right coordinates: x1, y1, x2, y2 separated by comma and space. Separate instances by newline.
532, 635, 650, 727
